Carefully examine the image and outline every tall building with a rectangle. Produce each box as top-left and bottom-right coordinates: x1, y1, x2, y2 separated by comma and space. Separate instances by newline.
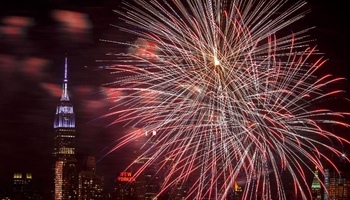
78, 156, 104, 200
311, 167, 322, 200
53, 57, 78, 200
324, 169, 329, 200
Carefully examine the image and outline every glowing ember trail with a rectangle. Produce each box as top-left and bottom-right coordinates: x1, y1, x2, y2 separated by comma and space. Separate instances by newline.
98, 0, 350, 199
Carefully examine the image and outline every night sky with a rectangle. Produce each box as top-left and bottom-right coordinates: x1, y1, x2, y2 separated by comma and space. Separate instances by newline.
0, 0, 349, 198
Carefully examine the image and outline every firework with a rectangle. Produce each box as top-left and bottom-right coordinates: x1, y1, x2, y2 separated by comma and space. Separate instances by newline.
99, 0, 350, 199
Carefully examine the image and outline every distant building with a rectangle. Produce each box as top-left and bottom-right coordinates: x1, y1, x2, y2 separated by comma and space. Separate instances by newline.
142, 166, 161, 200
114, 171, 137, 200
135, 131, 162, 200
324, 169, 329, 200
53, 57, 78, 200
327, 158, 350, 199
113, 130, 162, 200
78, 156, 104, 200
113, 130, 218, 200
11, 172, 43, 200
311, 167, 322, 200
114, 166, 161, 200
0, 186, 11, 200
158, 178, 192, 200
12, 173, 32, 200
233, 182, 243, 200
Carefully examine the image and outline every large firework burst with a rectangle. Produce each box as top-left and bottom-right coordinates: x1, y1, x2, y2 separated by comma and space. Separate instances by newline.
99, 0, 350, 199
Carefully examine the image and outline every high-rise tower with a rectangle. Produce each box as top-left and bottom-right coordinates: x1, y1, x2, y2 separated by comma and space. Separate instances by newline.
311, 167, 322, 200
53, 57, 78, 200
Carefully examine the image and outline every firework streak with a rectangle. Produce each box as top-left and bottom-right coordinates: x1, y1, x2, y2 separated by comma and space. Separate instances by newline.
99, 0, 350, 199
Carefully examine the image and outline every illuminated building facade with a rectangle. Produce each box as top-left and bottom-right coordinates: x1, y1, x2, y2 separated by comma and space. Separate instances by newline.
78, 156, 104, 200
114, 168, 161, 200
13, 173, 32, 199
53, 57, 78, 200
232, 182, 243, 200
328, 159, 350, 200
113, 131, 162, 200
311, 168, 322, 200
114, 172, 137, 200
324, 169, 329, 200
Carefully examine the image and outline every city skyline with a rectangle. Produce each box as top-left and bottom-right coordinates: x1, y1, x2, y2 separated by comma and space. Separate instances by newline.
1, 0, 350, 198
0, 0, 131, 195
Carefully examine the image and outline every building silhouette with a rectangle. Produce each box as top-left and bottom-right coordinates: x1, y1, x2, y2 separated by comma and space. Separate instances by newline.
327, 158, 350, 199
311, 167, 322, 200
114, 171, 137, 200
324, 169, 330, 200
78, 156, 104, 200
53, 57, 78, 200
11, 172, 43, 200
12, 173, 32, 200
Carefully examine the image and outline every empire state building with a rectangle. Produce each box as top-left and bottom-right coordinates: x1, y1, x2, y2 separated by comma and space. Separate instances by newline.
53, 57, 78, 200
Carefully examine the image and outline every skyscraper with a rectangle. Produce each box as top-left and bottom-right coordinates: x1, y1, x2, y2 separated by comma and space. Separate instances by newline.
311, 167, 322, 200
53, 57, 78, 200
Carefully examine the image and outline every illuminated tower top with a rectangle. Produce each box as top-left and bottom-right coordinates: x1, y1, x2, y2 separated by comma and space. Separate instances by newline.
311, 167, 321, 190
54, 57, 75, 129
311, 167, 322, 200
61, 57, 69, 101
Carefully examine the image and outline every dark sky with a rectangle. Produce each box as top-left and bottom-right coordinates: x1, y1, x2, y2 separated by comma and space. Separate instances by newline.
0, 0, 349, 197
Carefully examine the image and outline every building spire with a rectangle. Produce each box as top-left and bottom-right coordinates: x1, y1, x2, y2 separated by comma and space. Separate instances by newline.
311, 167, 321, 189
61, 56, 70, 101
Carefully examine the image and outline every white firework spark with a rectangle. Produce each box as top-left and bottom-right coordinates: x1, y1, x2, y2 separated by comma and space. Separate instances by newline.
98, 0, 350, 199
